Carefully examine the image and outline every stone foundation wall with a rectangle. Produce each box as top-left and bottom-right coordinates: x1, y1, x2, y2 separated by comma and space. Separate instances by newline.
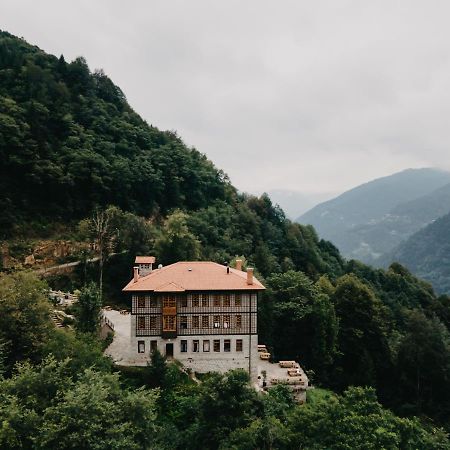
131, 334, 259, 382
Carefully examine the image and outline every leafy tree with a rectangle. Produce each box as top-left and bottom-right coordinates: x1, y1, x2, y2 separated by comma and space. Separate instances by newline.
43, 329, 113, 376
183, 370, 262, 450
146, 349, 169, 388
35, 369, 160, 450
286, 387, 449, 449
74, 282, 101, 333
332, 274, 392, 391
79, 206, 122, 298
0, 271, 51, 372
394, 310, 450, 422
263, 270, 338, 382
155, 210, 200, 264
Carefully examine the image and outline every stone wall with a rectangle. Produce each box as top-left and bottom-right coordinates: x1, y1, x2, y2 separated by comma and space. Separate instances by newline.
131, 334, 259, 382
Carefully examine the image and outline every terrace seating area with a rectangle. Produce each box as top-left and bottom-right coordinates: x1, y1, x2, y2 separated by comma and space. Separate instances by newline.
257, 352, 310, 403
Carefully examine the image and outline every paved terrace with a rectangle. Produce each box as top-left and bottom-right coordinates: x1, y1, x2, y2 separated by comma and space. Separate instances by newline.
103, 309, 147, 366
103, 308, 310, 403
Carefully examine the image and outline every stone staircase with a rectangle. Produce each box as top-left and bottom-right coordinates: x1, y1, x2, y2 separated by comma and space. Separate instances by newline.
51, 311, 64, 328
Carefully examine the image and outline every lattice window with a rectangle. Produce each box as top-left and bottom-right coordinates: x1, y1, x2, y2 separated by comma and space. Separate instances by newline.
137, 296, 145, 308
138, 316, 146, 330
163, 296, 176, 308
224, 339, 231, 352
202, 315, 209, 328
213, 295, 221, 307
163, 315, 176, 331
223, 315, 230, 329
192, 294, 200, 307
201, 295, 209, 307
213, 340, 220, 352
193, 316, 200, 328
150, 296, 158, 308
181, 296, 188, 307
213, 315, 220, 328
236, 315, 242, 329
223, 294, 230, 307
235, 294, 242, 307
236, 339, 243, 352
149, 316, 157, 329
180, 316, 188, 329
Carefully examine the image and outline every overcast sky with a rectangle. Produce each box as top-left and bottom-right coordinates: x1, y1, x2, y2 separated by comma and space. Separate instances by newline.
2, 1, 450, 197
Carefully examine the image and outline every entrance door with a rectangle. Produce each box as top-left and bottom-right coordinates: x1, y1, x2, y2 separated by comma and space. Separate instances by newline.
165, 343, 174, 358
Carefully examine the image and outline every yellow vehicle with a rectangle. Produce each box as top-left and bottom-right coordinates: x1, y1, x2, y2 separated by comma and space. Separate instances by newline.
259, 352, 271, 360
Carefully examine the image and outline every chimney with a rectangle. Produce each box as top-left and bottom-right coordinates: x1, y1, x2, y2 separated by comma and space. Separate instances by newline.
226, 263, 230, 274
246, 267, 254, 285
133, 266, 139, 283
236, 259, 243, 271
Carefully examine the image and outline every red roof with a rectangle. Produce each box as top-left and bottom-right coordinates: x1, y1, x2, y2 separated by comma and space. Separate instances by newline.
135, 256, 156, 264
123, 261, 265, 292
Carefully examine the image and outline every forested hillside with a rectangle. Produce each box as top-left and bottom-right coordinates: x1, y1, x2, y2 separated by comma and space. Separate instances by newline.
1, 31, 450, 448
0, 30, 230, 236
384, 211, 450, 294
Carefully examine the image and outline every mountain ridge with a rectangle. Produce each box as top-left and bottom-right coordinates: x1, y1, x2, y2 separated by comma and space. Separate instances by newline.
297, 168, 450, 261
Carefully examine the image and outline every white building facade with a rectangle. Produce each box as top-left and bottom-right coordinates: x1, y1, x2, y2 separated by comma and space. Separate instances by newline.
123, 259, 264, 381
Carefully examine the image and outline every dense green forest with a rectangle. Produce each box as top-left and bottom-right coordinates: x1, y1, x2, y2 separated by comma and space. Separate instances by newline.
383, 211, 450, 294
1, 30, 450, 448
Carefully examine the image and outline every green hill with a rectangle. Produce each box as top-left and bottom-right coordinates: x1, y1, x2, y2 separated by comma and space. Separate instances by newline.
0, 30, 230, 235
384, 211, 450, 294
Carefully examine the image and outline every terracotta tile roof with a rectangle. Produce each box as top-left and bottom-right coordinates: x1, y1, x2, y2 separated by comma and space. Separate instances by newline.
123, 261, 265, 292
135, 256, 156, 264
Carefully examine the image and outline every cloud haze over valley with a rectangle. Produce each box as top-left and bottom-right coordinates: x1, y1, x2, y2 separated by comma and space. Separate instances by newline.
2, 0, 450, 196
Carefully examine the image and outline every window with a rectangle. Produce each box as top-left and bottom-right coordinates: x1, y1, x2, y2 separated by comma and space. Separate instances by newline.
223, 294, 230, 307
236, 315, 242, 329
137, 296, 145, 308
180, 316, 188, 329
192, 294, 200, 307
138, 340, 145, 353
213, 315, 220, 328
202, 316, 209, 328
193, 340, 200, 352
180, 340, 188, 352
163, 296, 176, 308
203, 340, 210, 352
213, 295, 221, 307
181, 296, 188, 307
163, 315, 176, 331
235, 294, 242, 307
213, 340, 220, 352
192, 316, 199, 328
150, 340, 157, 352
201, 295, 209, 307
138, 316, 145, 330
150, 296, 158, 308
224, 339, 231, 352
223, 315, 230, 329
149, 316, 157, 329
236, 339, 243, 352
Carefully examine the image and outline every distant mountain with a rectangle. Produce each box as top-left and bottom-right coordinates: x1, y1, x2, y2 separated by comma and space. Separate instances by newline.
384, 212, 450, 294
266, 190, 333, 220
297, 168, 450, 261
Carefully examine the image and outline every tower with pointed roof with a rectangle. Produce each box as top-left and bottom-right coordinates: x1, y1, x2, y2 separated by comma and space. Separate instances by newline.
123, 258, 265, 380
